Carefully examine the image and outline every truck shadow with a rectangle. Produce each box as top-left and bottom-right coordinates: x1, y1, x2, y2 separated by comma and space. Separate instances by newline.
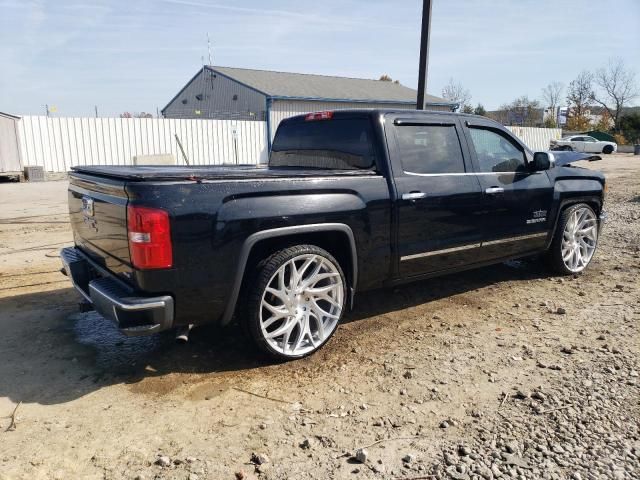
0, 259, 552, 406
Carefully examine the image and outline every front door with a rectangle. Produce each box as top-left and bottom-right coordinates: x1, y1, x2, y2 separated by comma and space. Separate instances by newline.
388, 115, 485, 278
462, 120, 554, 259
582, 137, 598, 153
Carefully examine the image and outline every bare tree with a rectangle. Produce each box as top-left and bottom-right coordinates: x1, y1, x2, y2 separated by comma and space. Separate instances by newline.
120, 112, 153, 118
591, 58, 639, 131
441, 78, 471, 111
542, 82, 564, 109
566, 71, 594, 123
498, 96, 541, 127
379, 74, 400, 84
541, 81, 564, 126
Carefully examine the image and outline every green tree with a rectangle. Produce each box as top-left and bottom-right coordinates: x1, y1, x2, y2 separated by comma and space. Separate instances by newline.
543, 117, 558, 128
619, 112, 640, 144
462, 105, 474, 114
473, 104, 486, 116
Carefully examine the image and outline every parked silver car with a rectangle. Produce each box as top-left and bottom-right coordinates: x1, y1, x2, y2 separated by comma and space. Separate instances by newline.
551, 135, 617, 154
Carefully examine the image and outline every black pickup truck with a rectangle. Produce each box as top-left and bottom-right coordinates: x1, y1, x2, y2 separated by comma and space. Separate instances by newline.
61, 109, 606, 359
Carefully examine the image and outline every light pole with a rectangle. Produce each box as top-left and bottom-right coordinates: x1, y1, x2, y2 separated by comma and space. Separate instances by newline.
416, 0, 432, 110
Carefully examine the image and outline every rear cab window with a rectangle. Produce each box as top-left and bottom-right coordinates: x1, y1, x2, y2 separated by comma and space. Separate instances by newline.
270, 115, 376, 170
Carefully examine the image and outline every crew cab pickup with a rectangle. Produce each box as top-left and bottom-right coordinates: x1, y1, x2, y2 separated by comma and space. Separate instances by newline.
61, 110, 606, 359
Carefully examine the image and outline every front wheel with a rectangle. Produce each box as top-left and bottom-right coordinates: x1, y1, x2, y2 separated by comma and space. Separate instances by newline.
563, 145, 573, 151
242, 245, 346, 359
602, 145, 614, 154
547, 204, 599, 274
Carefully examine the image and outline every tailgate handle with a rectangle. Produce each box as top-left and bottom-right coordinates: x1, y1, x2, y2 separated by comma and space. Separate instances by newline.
402, 191, 427, 201
485, 187, 504, 194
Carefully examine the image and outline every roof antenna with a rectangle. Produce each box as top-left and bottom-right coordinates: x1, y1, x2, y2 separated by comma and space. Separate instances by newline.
207, 32, 212, 66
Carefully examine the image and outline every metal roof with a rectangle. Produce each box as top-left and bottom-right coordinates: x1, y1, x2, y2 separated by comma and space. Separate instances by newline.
208, 66, 450, 104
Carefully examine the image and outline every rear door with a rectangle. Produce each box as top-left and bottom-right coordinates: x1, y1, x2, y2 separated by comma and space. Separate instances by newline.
387, 114, 485, 278
570, 136, 585, 152
461, 119, 553, 259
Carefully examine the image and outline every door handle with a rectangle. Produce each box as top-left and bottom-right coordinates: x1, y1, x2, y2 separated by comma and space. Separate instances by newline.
485, 187, 504, 194
402, 192, 427, 201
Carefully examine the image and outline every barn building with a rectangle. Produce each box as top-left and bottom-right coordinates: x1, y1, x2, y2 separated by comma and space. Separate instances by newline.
161, 66, 455, 146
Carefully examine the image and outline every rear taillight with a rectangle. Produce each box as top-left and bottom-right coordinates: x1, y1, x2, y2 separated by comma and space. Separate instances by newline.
127, 205, 173, 269
304, 111, 333, 121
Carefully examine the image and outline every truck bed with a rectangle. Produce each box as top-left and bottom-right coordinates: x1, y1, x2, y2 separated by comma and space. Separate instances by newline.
71, 165, 378, 181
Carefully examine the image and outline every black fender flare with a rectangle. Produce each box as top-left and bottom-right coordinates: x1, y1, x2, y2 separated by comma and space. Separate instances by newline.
546, 195, 603, 249
220, 223, 358, 325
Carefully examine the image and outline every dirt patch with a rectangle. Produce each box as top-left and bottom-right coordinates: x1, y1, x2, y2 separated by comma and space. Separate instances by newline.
0, 155, 638, 480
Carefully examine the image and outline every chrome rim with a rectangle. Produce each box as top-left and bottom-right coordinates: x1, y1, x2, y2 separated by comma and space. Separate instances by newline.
561, 207, 598, 272
259, 254, 343, 356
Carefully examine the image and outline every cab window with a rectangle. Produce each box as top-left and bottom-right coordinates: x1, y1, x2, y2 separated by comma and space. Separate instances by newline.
396, 124, 465, 174
468, 127, 526, 173
270, 118, 376, 170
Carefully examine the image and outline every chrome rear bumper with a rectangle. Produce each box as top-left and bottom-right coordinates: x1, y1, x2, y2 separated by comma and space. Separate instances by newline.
60, 247, 174, 336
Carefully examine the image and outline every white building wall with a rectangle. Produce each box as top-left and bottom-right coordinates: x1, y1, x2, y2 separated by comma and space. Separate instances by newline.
269, 100, 452, 141
16, 116, 268, 172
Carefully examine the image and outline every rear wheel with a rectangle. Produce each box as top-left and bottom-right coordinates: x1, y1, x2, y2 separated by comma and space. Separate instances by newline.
547, 204, 599, 274
242, 245, 346, 359
602, 145, 614, 154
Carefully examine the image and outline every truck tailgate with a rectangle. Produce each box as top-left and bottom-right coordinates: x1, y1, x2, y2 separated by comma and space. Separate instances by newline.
68, 173, 132, 278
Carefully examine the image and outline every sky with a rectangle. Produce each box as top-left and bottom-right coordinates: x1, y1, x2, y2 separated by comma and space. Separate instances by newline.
1, 0, 639, 117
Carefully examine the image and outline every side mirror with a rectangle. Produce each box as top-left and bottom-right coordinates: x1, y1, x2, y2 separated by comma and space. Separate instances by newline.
531, 152, 555, 171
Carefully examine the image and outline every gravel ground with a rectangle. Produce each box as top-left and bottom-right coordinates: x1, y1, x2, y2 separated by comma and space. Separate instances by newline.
0, 154, 638, 480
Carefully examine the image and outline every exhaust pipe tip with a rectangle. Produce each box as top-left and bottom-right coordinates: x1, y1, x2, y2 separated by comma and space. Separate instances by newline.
175, 324, 193, 344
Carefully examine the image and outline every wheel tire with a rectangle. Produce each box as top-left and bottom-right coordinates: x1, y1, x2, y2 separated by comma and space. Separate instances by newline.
241, 244, 346, 360
602, 145, 614, 154
547, 203, 599, 275
563, 145, 573, 151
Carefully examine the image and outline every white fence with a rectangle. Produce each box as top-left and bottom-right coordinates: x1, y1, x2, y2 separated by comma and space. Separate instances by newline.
12, 115, 562, 174
506, 126, 562, 152
17, 116, 268, 172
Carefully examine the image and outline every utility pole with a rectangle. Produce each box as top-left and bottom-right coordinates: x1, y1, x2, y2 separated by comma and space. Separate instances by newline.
416, 0, 432, 110
94, 105, 99, 118
45, 104, 50, 117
